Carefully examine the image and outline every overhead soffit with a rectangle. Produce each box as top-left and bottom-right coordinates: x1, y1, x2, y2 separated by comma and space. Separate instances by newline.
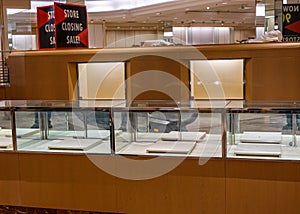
6, 0, 274, 28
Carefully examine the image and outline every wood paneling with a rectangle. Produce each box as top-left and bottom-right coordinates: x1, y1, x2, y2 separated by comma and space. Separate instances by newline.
2, 0, 30, 9
126, 55, 190, 102
2, 151, 300, 213
13, 152, 225, 214
0, 152, 20, 206
116, 158, 225, 214
18, 153, 118, 212
6, 43, 300, 101
226, 159, 300, 214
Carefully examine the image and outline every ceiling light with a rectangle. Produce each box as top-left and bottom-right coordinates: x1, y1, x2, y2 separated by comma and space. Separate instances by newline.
256, 3, 265, 16
206, 7, 210, 10
86, 0, 175, 12
164, 32, 173, 37
6, 9, 26, 15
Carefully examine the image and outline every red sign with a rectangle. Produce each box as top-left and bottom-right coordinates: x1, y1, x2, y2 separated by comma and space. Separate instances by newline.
54, 2, 88, 48
282, 4, 300, 42
37, 5, 55, 49
37, 2, 88, 49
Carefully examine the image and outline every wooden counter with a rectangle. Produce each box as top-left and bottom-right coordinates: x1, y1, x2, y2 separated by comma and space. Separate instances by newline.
1, 152, 300, 213
3, 43, 300, 213
6, 43, 300, 101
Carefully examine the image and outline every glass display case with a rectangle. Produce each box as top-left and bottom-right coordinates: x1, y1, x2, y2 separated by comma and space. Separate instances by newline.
113, 100, 225, 158
0, 99, 224, 157
227, 101, 300, 160
12, 100, 115, 154
0, 101, 13, 150
3, 99, 300, 161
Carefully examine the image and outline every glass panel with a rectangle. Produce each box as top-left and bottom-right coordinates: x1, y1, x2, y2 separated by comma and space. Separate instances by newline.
227, 112, 297, 160
114, 109, 222, 158
15, 110, 111, 154
0, 110, 13, 150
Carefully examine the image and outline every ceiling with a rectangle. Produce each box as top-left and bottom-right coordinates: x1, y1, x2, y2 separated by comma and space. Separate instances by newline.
89, 0, 257, 27
7, 0, 275, 29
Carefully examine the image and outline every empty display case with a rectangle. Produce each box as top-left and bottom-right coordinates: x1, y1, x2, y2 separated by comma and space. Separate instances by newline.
13, 100, 114, 154
113, 100, 225, 158
227, 101, 300, 160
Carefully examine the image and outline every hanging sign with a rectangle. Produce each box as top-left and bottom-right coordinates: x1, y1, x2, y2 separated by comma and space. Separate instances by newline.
282, 4, 300, 42
54, 2, 89, 48
37, 5, 55, 49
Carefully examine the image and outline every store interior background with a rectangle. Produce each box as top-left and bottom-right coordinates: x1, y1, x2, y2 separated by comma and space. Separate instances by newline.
1, 1, 300, 214
1, 0, 299, 101
1, 0, 297, 51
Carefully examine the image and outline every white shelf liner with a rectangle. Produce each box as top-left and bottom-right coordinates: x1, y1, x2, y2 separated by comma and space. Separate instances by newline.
161, 131, 206, 141
146, 140, 196, 154
234, 143, 281, 157
240, 131, 282, 144
48, 138, 101, 151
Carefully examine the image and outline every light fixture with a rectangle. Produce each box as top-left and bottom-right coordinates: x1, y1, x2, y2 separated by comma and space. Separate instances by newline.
206, 7, 210, 10
6, 8, 28, 15
256, 3, 265, 16
164, 31, 173, 37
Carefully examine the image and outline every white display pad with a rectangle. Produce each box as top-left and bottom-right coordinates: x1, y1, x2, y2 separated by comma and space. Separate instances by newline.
234, 143, 281, 157
48, 139, 101, 151
240, 131, 282, 144
3, 128, 39, 138
146, 140, 196, 154
72, 130, 119, 139
0, 137, 13, 149
161, 131, 206, 141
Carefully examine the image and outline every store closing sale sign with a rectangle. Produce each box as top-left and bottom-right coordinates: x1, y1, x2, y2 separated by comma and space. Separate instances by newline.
282, 4, 300, 42
37, 2, 88, 49
54, 2, 88, 48
37, 5, 55, 49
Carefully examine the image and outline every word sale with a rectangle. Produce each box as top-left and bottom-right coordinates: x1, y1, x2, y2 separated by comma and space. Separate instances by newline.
66, 35, 80, 44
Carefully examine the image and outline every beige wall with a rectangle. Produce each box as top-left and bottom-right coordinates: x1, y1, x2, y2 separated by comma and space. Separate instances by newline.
191, 59, 244, 99
88, 23, 104, 48
234, 29, 256, 42
77, 62, 125, 99
106, 30, 162, 48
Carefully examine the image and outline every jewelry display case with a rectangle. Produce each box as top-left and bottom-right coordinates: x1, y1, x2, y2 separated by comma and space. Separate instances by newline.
113, 100, 225, 158
0, 100, 224, 157
0, 101, 13, 150
227, 101, 300, 160
12, 100, 116, 154
3, 99, 300, 161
